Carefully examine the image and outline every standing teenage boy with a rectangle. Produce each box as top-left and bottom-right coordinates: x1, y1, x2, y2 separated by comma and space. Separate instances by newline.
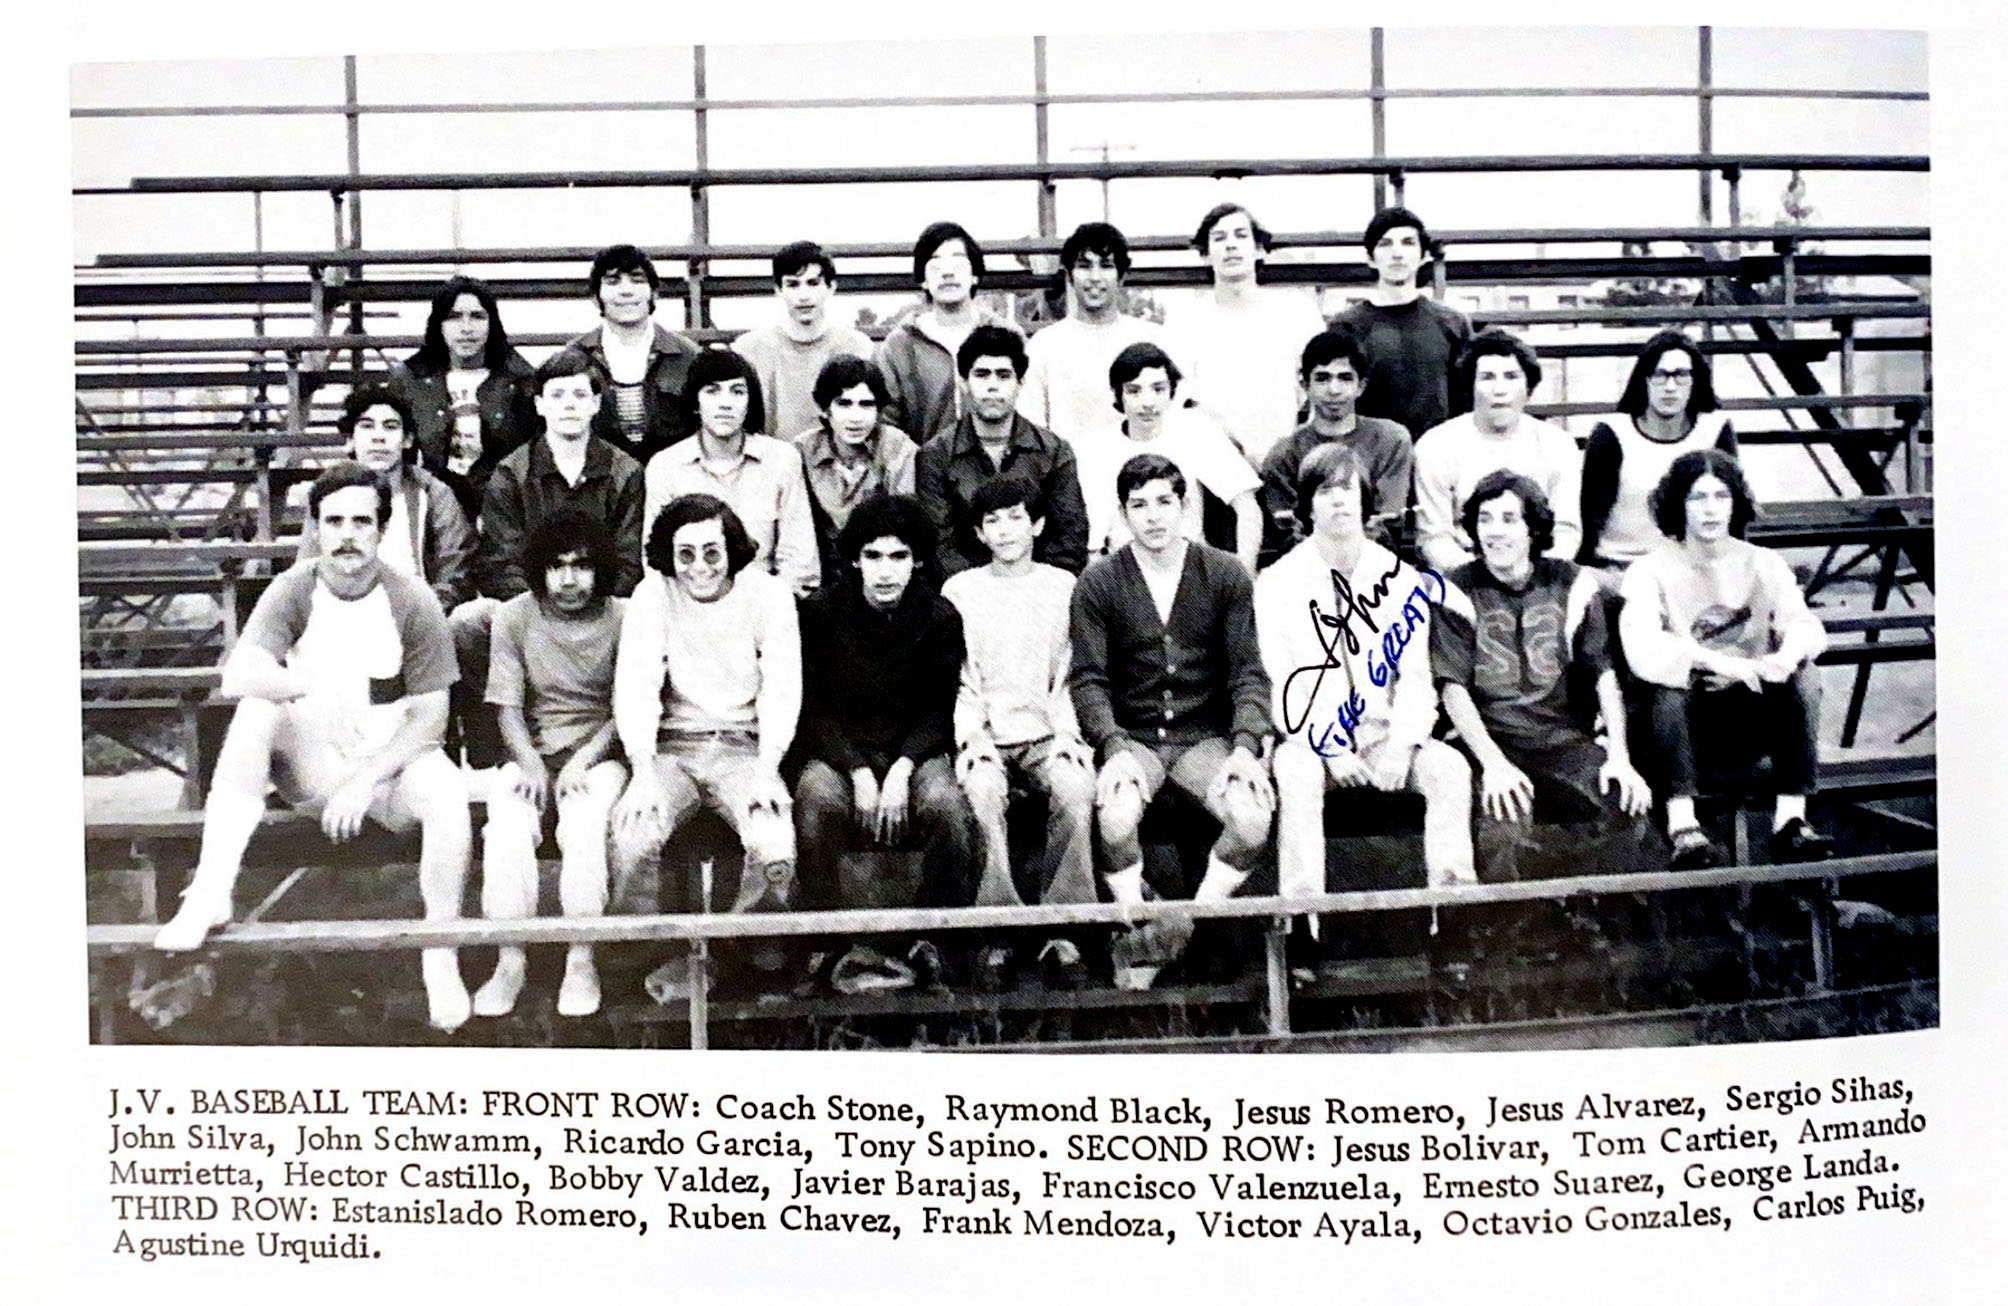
875, 221, 1017, 441
568, 244, 702, 464
1332, 206, 1473, 441
733, 240, 873, 444
1018, 222, 1163, 452
1258, 327, 1415, 560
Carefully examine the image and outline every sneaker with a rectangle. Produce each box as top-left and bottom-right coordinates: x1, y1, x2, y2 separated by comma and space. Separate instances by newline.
829, 945, 914, 995
1669, 826, 1727, 871
1769, 818, 1836, 864
644, 952, 710, 1006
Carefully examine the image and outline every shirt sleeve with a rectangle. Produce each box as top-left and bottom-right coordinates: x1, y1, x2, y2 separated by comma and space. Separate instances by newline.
611, 579, 667, 762
611, 458, 646, 598
1041, 441, 1091, 574
1067, 565, 1125, 760
386, 574, 458, 696
873, 334, 911, 435
942, 578, 996, 754
1369, 424, 1416, 537
1412, 430, 1472, 573
239, 566, 316, 661
769, 446, 823, 597
753, 577, 802, 770
1617, 554, 1697, 688
1578, 422, 1622, 564
795, 597, 870, 777
913, 441, 963, 578
484, 599, 529, 709
1568, 566, 1612, 672
1219, 561, 1275, 754
1191, 420, 1263, 504
1761, 549, 1829, 666
1429, 576, 1479, 687
424, 480, 478, 611
474, 463, 531, 599
1543, 424, 1585, 562
1258, 441, 1304, 553
897, 603, 963, 765
1016, 333, 1053, 430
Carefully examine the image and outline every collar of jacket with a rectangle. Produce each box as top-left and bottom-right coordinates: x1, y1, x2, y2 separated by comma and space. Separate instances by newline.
577, 323, 698, 364
947, 413, 1046, 460
528, 433, 613, 481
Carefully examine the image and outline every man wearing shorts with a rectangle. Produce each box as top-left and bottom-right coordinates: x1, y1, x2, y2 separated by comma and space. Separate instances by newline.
1070, 453, 1275, 989
154, 462, 474, 1032
475, 510, 629, 1018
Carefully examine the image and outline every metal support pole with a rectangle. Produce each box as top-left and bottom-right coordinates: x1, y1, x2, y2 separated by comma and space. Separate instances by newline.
1370, 29, 1388, 213
343, 56, 365, 376
1033, 36, 1056, 239
1264, 917, 1291, 1036
1837, 316, 1856, 429
689, 46, 711, 330
178, 697, 203, 809
1806, 879, 1838, 993
1780, 243, 1797, 340
1696, 27, 1714, 226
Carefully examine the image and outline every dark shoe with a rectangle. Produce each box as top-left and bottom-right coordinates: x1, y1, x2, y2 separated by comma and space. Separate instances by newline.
906, 939, 947, 992
1036, 938, 1086, 991
1670, 826, 1727, 871
1769, 818, 1836, 864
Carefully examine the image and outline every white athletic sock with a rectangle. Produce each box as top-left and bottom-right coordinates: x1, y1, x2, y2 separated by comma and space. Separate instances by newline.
1774, 794, 1808, 826
1193, 856, 1248, 904
1666, 796, 1699, 834
187, 790, 265, 900
1104, 862, 1145, 905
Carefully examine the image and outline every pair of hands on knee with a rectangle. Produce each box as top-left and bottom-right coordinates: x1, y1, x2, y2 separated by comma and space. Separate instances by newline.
610, 756, 790, 839
1323, 743, 1412, 795
1476, 752, 1653, 824
1695, 648, 1800, 694
508, 754, 601, 817
851, 759, 915, 844
1094, 744, 1275, 821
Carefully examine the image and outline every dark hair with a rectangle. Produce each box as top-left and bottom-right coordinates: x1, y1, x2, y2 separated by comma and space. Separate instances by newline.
1192, 202, 1272, 254
533, 348, 603, 395
337, 382, 419, 454
968, 474, 1044, 525
1460, 469, 1557, 559
1458, 328, 1544, 395
838, 492, 934, 567
308, 460, 391, 528
1363, 205, 1432, 256
409, 275, 511, 373
525, 509, 618, 602
812, 354, 891, 413
1293, 442, 1369, 531
1116, 452, 1186, 506
588, 244, 659, 303
1108, 341, 1183, 407
645, 494, 759, 579
912, 221, 985, 286
956, 324, 1028, 380
772, 240, 837, 286
1650, 448, 1755, 542
682, 347, 767, 436
1299, 327, 1371, 382
1059, 222, 1131, 277
1616, 329, 1719, 420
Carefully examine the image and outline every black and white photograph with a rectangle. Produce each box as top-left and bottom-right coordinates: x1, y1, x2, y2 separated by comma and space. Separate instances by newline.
70, 23, 1939, 1059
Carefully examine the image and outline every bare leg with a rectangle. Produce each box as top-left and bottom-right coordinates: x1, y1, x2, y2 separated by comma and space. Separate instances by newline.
473, 763, 541, 1017
155, 699, 281, 951
397, 749, 473, 1032
555, 761, 625, 1016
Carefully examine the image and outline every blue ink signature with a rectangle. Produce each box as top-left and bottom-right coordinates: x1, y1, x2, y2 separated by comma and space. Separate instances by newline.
1278, 561, 1446, 758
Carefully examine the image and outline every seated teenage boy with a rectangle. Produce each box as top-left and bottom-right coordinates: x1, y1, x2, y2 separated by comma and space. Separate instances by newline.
154, 462, 474, 1032
941, 475, 1097, 986
1070, 453, 1275, 990
1619, 449, 1833, 868
792, 493, 980, 987
1430, 470, 1656, 883
609, 494, 802, 998
1255, 444, 1474, 919
475, 510, 629, 1018
1258, 327, 1413, 561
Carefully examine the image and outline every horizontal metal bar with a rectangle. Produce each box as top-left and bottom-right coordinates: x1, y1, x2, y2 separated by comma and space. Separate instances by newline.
69, 84, 1929, 121
88, 226, 1931, 269
86, 154, 1930, 196
81, 849, 1935, 955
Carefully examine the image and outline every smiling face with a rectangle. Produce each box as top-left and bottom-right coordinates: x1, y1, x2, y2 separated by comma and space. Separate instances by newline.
1204, 210, 1260, 284
1472, 354, 1531, 432
348, 403, 409, 474
923, 238, 974, 308
441, 292, 491, 368
824, 382, 880, 448
670, 518, 731, 603
596, 268, 653, 327
975, 501, 1041, 567
1684, 473, 1735, 545
543, 548, 598, 615
1646, 348, 1698, 421
1121, 477, 1184, 556
535, 372, 601, 441
1305, 357, 1364, 425
965, 355, 1021, 423
857, 535, 916, 611
315, 484, 383, 581
1068, 249, 1122, 316
697, 377, 750, 441
1118, 366, 1175, 437
1474, 490, 1534, 579
1368, 223, 1425, 289
779, 266, 832, 328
